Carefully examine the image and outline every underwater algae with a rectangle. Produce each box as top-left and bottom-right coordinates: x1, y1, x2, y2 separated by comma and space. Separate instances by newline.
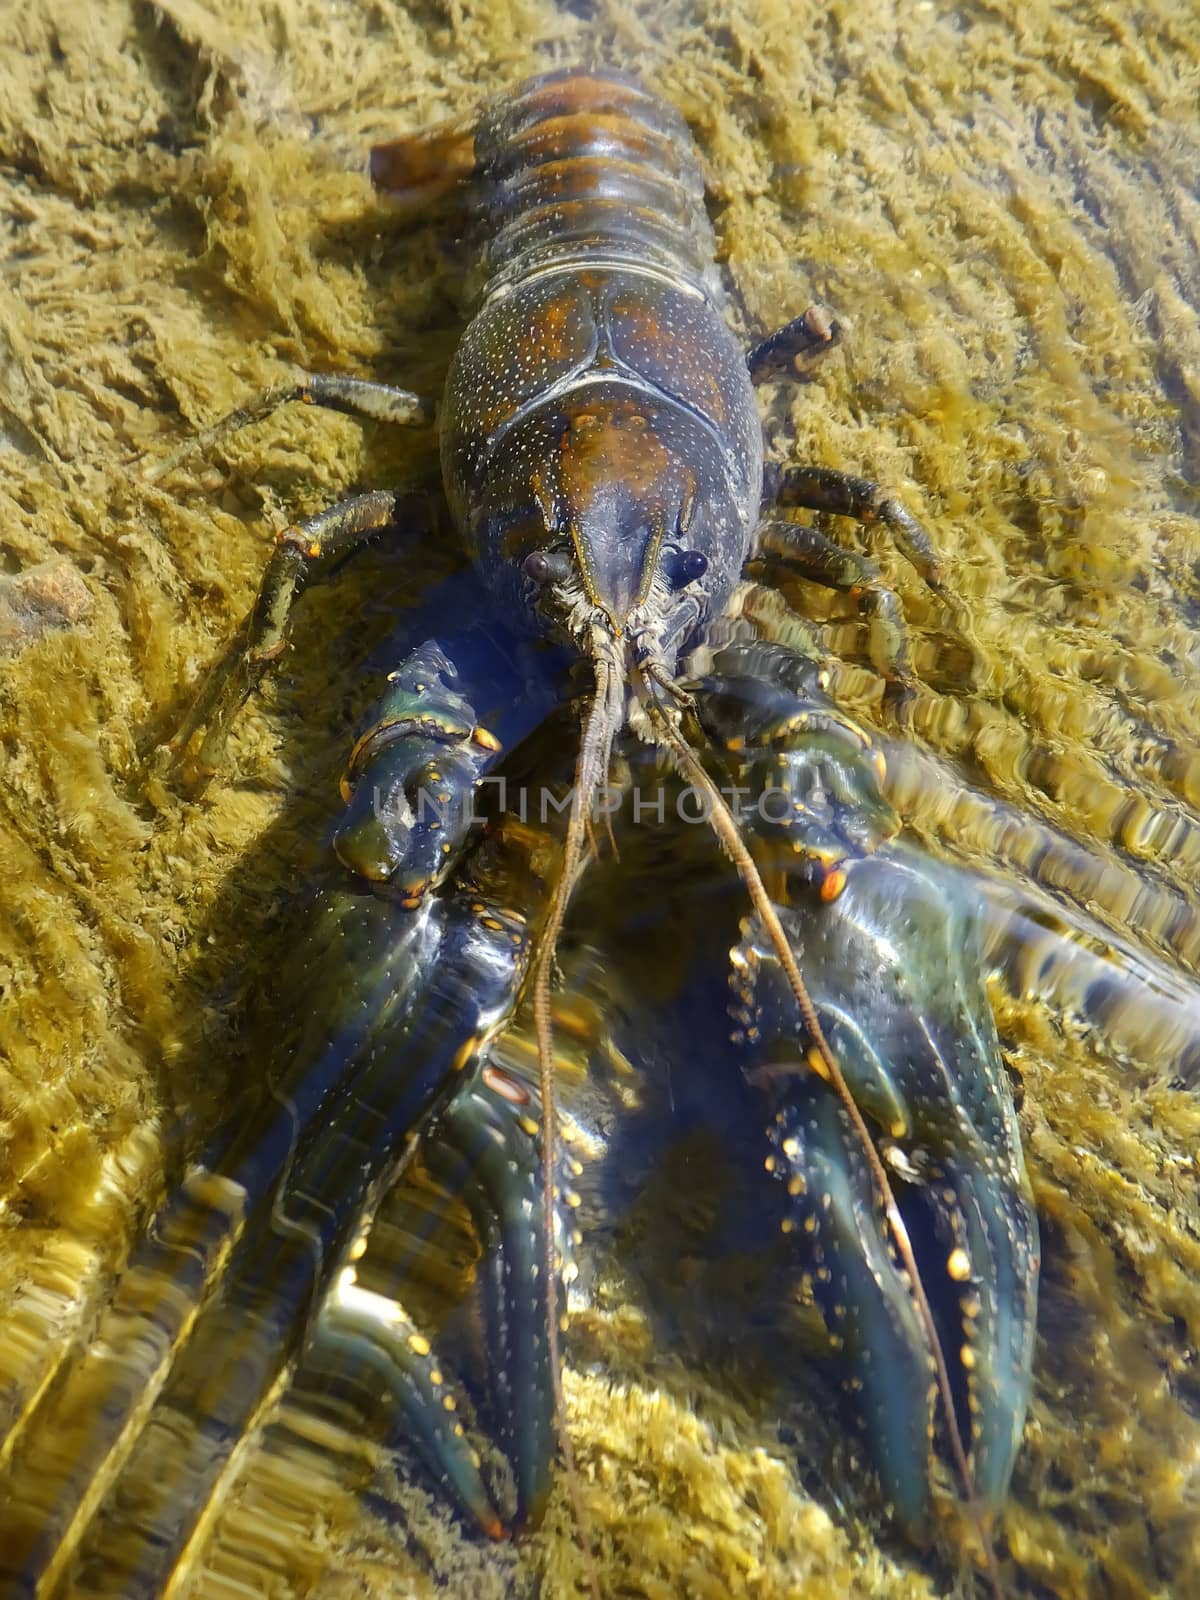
0, 0, 1199, 1595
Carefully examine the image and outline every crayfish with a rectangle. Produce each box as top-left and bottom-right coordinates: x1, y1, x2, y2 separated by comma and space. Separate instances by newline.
0, 67, 1039, 1598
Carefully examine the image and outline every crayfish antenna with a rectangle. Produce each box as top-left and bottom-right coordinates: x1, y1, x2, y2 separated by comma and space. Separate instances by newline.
636, 666, 1006, 1600
530, 625, 623, 1599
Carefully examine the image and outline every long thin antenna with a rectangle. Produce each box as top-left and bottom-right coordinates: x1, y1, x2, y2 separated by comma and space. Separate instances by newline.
640, 680, 1004, 1600
531, 634, 621, 1598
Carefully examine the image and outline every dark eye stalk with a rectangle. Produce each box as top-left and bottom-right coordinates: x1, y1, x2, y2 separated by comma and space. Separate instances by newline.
663, 546, 708, 590
523, 549, 573, 585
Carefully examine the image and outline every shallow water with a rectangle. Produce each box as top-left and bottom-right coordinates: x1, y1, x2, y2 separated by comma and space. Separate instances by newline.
1, 2, 1199, 1596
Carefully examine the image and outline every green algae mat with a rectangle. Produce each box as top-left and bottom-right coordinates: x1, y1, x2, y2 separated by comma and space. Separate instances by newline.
1, 1, 1199, 1595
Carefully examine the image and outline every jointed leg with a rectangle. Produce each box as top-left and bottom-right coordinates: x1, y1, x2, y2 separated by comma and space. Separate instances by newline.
728, 579, 829, 671
144, 372, 433, 484
164, 489, 407, 784
147, 361, 436, 785
764, 462, 948, 594
752, 518, 915, 714
750, 304, 944, 593
746, 305, 841, 386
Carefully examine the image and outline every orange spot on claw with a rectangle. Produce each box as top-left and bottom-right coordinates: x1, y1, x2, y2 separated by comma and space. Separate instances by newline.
820, 868, 846, 902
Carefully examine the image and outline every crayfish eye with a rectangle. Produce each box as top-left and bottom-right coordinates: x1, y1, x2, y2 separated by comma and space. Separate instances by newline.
663, 546, 709, 589
523, 549, 571, 585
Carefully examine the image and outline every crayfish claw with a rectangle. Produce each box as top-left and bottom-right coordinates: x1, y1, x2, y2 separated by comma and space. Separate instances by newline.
423, 1042, 569, 1533
308, 1272, 506, 1539
770, 1088, 942, 1538
735, 842, 1039, 1541
928, 1158, 1040, 1516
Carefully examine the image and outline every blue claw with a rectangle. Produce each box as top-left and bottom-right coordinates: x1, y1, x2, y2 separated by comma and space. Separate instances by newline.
428, 1059, 564, 1533
310, 1273, 507, 1540
736, 843, 1039, 1535
769, 1088, 938, 1534
322, 1045, 566, 1537
0, 880, 533, 1597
